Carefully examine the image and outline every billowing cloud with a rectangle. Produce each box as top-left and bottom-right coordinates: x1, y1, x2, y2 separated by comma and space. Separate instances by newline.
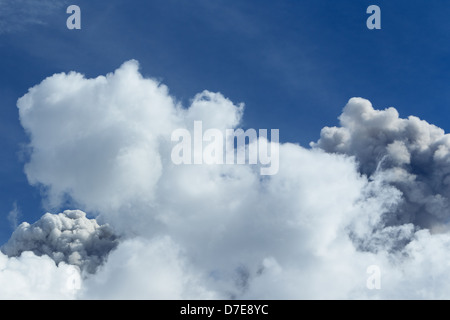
6, 61, 450, 299
0, 251, 79, 299
80, 237, 218, 299
313, 97, 450, 248
18, 60, 178, 214
1, 210, 118, 274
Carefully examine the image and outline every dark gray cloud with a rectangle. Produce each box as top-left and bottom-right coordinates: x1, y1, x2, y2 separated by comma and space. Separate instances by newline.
313, 97, 450, 250
1, 210, 118, 274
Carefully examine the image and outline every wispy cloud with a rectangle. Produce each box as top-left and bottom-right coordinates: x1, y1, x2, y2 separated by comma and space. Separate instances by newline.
6, 201, 20, 230
0, 0, 66, 33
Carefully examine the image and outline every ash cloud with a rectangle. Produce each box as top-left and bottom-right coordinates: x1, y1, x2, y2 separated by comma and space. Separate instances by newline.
1, 210, 118, 274
6, 61, 450, 299
313, 97, 450, 251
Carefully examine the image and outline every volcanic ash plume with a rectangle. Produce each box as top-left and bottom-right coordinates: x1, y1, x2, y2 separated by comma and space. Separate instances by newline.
1, 210, 119, 274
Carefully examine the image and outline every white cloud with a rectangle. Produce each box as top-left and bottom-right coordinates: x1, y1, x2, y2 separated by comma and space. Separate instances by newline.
0, 251, 79, 299
80, 237, 217, 299
18, 60, 178, 214
9, 61, 450, 299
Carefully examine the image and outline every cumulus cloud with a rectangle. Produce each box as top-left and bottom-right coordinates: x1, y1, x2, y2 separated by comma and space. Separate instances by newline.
0, 251, 79, 299
81, 237, 217, 299
7, 61, 450, 299
18, 60, 177, 215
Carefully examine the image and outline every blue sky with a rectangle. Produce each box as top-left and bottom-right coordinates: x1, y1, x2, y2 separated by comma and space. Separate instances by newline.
1, 0, 450, 245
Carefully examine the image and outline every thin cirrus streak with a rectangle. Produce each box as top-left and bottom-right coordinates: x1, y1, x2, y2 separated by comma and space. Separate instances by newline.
0, 0, 65, 33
